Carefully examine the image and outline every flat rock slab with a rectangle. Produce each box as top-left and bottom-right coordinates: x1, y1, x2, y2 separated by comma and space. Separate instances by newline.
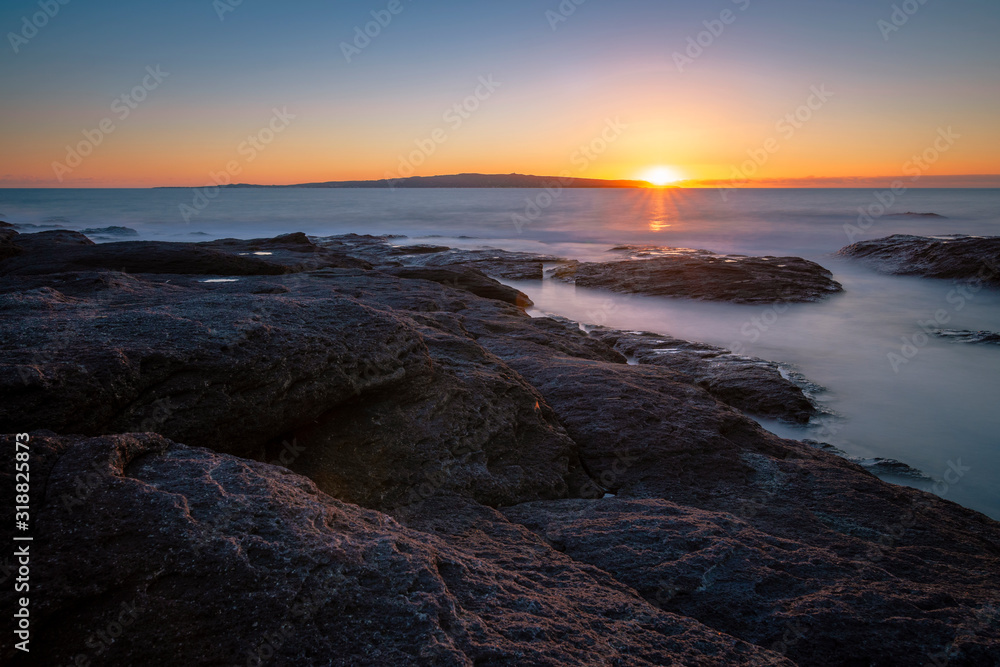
550, 249, 843, 304
838, 234, 1000, 285
384, 265, 533, 307
199, 232, 372, 272
0, 230, 369, 276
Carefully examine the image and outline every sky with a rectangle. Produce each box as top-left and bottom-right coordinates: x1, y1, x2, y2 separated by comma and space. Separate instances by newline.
1, 0, 998, 188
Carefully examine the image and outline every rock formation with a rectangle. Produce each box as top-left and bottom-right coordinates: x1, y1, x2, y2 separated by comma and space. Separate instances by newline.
1, 231, 998, 665
550, 249, 843, 304
838, 234, 1000, 285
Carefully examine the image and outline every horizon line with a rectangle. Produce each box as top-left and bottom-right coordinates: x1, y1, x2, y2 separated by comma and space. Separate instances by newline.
3, 173, 1000, 189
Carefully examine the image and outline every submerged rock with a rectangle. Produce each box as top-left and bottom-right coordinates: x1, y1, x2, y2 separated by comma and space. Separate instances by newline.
837, 234, 1000, 285
81, 225, 140, 237
801, 440, 932, 480
550, 250, 843, 304
6, 222, 62, 230
931, 329, 1000, 345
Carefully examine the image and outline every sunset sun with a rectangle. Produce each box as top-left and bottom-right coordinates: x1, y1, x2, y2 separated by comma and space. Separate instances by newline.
643, 166, 684, 186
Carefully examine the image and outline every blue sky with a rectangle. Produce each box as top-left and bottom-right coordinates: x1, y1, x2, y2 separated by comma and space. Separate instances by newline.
2, 0, 998, 185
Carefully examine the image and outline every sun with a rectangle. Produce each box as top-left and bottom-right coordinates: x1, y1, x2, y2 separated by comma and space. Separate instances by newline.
642, 166, 684, 187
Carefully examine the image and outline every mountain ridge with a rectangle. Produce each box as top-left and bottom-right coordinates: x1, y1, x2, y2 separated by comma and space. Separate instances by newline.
160, 172, 661, 189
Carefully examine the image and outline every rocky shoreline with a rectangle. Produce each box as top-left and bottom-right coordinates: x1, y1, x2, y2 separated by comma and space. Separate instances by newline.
2, 228, 999, 665
838, 233, 1000, 285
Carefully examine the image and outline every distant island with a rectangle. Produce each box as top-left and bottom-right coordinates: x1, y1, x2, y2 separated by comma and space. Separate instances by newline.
160, 173, 659, 189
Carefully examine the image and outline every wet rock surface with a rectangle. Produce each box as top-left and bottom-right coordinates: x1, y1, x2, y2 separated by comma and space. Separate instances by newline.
801, 440, 933, 480
838, 234, 1000, 285
550, 248, 843, 304
0, 229, 370, 277
384, 265, 533, 307
1, 229, 284, 276
932, 329, 1000, 345
1, 232, 999, 665
200, 232, 372, 272
316, 233, 563, 280
81, 225, 140, 238
590, 329, 820, 424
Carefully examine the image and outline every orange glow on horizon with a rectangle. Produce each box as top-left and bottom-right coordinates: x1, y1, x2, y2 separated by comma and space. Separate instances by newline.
3, 92, 998, 188
1, 116, 998, 189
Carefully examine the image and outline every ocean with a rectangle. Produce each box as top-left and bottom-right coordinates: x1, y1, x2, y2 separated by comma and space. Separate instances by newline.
2, 186, 999, 519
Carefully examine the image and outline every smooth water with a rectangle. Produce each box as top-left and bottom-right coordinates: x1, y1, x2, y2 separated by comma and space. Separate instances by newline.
2, 187, 998, 518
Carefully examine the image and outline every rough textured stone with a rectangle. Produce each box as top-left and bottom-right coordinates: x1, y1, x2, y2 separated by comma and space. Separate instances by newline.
0, 433, 791, 667
0, 267, 578, 511
0, 231, 370, 277
385, 265, 533, 307
591, 329, 819, 424
838, 234, 1000, 285
317, 234, 564, 280
503, 498, 1000, 667
0, 271, 424, 459
3, 232, 1000, 666
0, 227, 21, 261
200, 232, 372, 272
550, 249, 843, 304
2, 231, 288, 276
